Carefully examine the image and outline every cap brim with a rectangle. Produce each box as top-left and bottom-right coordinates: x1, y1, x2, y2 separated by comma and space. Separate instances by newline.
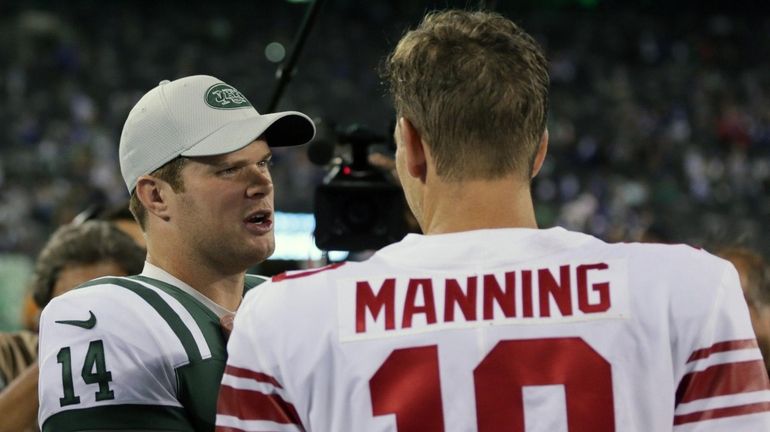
181, 111, 315, 157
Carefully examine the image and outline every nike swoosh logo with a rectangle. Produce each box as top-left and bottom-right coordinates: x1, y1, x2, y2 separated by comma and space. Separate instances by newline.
55, 311, 97, 329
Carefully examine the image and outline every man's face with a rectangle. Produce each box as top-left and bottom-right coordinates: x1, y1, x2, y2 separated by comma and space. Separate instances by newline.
170, 139, 275, 273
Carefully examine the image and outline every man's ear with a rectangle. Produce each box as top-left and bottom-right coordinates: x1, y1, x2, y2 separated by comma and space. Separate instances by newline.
134, 176, 172, 222
398, 117, 427, 182
531, 129, 549, 179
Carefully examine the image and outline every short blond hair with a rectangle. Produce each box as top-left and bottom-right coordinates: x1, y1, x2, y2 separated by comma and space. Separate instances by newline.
382, 10, 549, 181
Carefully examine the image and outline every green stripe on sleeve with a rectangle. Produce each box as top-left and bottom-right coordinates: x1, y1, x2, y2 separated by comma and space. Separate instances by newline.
42, 404, 193, 431
79, 277, 202, 363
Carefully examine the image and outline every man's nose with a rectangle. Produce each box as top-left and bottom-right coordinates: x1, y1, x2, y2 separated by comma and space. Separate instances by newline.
245, 166, 273, 197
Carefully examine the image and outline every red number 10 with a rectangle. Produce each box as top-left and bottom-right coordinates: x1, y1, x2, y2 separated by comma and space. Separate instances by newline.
369, 337, 614, 431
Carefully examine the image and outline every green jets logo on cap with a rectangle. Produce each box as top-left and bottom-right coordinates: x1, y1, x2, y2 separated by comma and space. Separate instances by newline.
205, 83, 252, 109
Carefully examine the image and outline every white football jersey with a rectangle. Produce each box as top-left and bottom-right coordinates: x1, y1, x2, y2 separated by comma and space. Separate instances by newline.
217, 227, 770, 432
38, 268, 267, 432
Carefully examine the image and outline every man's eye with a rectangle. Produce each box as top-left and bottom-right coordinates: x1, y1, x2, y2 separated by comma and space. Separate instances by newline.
258, 159, 274, 168
219, 166, 240, 175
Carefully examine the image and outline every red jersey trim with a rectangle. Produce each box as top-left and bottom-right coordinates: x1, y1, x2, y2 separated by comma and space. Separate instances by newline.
674, 401, 770, 425
272, 262, 347, 282
224, 365, 283, 389
217, 386, 304, 429
676, 360, 770, 405
687, 339, 758, 363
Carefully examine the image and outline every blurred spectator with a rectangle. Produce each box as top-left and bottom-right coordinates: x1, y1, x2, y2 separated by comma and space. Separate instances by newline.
71, 201, 146, 249
0, 331, 36, 392
18, 201, 145, 331
0, 220, 145, 432
99, 203, 146, 248
30, 221, 145, 310
716, 247, 770, 374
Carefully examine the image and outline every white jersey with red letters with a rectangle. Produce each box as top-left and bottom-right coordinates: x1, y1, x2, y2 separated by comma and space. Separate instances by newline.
217, 227, 770, 432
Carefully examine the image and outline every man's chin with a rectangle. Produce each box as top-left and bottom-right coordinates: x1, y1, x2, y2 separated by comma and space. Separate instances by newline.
245, 241, 275, 265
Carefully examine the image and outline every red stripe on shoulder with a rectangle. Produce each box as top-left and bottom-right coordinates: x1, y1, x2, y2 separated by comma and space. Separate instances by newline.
272, 262, 346, 282
674, 401, 770, 425
215, 427, 246, 432
217, 386, 304, 428
676, 360, 770, 405
687, 339, 758, 363
224, 365, 283, 389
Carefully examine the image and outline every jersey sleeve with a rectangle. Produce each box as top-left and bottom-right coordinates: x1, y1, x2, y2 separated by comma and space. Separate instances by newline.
673, 261, 770, 430
37, 282, 196, 432
216, 283, 305, 432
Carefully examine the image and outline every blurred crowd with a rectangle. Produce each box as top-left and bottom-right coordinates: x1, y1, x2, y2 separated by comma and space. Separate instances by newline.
0, 0, 768, 259
530, 9, 770, 252
1, 3, 769, 429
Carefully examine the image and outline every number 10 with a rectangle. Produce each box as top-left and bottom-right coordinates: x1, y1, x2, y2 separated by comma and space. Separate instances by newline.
369, 337, 615, 431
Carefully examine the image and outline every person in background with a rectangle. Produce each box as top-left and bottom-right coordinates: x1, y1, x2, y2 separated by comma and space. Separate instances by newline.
0, 220, 145, 432
72, 202, 147, 250
36, 75, 314, 432
20, 202, 146, 333
217, 9, 770, 431
717, 247, 770, 374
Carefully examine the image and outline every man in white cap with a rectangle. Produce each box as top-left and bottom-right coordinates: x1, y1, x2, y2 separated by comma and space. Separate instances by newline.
37, 75, 315, 432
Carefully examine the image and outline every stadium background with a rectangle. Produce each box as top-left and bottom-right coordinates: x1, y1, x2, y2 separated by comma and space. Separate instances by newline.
0, 0, 768, 329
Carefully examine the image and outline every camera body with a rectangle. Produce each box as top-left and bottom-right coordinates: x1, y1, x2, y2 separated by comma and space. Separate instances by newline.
312, 123, 407, 251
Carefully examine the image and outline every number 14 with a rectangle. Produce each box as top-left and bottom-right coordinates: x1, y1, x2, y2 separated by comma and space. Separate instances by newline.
370, 337, 615, 431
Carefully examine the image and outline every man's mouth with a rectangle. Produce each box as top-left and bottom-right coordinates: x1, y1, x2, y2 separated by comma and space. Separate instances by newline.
244, 210, 273, 232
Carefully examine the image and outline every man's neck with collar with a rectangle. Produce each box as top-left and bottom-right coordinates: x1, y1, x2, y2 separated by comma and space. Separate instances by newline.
143, 254, 245, 314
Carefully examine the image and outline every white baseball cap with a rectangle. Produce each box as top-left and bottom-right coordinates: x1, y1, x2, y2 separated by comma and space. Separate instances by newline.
119, 75, 315, 192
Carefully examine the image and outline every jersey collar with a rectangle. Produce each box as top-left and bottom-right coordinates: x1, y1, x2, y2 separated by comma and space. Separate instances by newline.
140, 261, 235, 318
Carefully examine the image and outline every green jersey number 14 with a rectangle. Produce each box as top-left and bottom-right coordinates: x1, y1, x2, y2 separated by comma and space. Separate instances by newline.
57, 339, 115, 407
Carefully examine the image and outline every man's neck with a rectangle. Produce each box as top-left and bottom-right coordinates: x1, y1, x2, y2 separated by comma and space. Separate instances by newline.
145, 244, 245, 311
420, 177, 538, 235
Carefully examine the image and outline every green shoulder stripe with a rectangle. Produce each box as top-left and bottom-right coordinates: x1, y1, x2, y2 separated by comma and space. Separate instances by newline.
42, 404, 192, 432
132, 274, 268, 358
79, 277, 202, 363
133, 275, 223, 357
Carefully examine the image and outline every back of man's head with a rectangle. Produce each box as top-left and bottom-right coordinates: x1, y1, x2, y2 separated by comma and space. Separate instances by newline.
382, 9, 549, 181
